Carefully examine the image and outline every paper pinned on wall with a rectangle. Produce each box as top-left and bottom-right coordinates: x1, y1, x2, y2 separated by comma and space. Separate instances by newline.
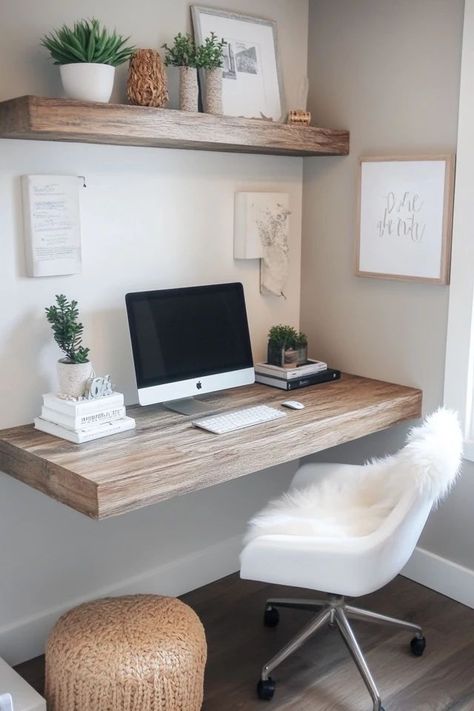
21, 174, 82, 277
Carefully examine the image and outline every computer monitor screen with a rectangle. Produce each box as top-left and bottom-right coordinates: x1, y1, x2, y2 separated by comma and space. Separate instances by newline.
126, 282, 255, 408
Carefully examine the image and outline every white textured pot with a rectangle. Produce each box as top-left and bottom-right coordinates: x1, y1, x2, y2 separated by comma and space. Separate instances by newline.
204, 68, 223, 114
57, 360, 93, 398
179, 66, 199, 112
60, 63, 115, 103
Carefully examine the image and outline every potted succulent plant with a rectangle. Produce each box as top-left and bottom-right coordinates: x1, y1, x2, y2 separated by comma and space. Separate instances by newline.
46, 294, 92, 398
163, 33, 199, 112
267, 325, 308, 368
41, 18, 135, 103
196, 32, 226, 114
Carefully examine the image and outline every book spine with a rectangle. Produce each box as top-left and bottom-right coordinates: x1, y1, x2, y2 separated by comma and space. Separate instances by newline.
255, 362, 327, 379
42, 393, 124, 415
255, 374, 290, 390
256, 369, 341, 390
41, 406, 126, 431
287, 370, 341, 389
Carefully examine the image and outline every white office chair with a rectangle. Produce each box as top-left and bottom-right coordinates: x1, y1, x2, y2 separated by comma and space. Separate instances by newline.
240, 409, 463, 711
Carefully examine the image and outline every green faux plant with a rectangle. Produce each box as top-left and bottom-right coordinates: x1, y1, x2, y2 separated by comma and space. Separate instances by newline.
41, 18, 135, 66
268, 325, 307, 350
267, 325, 308, 367
196, 32, 226, 69
162, 33, 198, 68
46, 295, 90, 364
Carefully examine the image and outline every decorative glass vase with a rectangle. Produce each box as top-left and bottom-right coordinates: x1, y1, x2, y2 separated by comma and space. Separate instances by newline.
204, 68, 223, 114
267, 343, 308, 368
179, 66, 199, 112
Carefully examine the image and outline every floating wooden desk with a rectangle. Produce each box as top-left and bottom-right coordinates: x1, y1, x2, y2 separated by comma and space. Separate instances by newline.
0, 374, 421, 520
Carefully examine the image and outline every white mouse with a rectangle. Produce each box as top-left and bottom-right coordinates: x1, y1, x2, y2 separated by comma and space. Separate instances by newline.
281, 400, 305, 410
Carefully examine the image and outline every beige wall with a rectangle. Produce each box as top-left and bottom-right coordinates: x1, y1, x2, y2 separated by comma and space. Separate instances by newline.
0, 0, 308, 664
302, 0, 470, 566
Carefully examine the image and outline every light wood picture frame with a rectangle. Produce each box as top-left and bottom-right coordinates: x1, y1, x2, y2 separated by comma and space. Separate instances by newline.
355, 155, 455, 284
191, 5, 285, 122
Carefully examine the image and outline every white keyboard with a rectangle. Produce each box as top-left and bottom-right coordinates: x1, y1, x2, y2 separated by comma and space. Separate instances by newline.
192, 405, 286, 434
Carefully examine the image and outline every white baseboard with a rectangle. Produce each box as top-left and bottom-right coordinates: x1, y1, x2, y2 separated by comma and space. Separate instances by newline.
403, 545, 474, 608
0, 534, 243, 667
4, 538, 473, 667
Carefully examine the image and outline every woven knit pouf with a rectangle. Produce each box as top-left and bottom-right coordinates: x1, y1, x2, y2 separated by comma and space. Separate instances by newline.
45, 595, 207, 711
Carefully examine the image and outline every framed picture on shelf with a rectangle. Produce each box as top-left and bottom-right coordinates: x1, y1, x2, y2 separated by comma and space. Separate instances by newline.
356, 155, 455, 284
191, 5, 284, 121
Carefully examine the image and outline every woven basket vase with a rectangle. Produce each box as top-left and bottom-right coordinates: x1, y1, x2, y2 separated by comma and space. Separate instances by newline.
127, 49, 169, 107
45, 595, 207, 711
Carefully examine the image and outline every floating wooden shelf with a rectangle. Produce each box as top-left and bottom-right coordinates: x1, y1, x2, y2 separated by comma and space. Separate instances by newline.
0, 375, 421, 520
0, 95, 350, 157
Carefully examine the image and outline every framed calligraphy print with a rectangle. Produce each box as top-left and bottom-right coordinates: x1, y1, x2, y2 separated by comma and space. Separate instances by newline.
356, 156, 455, 284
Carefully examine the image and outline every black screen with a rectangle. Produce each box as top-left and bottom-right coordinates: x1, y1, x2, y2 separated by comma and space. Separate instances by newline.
126, 283, 254, 388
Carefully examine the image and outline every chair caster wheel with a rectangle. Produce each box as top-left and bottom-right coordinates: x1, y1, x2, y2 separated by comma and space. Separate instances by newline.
410, 635, 426, 657
264, 606, 280, 628
257, 678, 276, 701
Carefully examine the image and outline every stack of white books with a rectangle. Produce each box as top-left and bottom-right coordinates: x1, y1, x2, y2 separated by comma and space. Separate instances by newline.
34, 392, 136, 443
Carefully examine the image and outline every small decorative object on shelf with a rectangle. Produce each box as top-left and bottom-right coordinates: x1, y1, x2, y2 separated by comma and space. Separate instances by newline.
163, 33, 199, 112
287, 77, 311, 126
196, 32, 226, 115
127, 49, 168, 107
287, 110, 311, 126
45, 294, 93, 398
41, 18, 135, 103
267, 324, 308, 368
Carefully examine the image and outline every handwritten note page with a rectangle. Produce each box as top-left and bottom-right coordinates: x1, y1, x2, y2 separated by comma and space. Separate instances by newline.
359, 160, 447, 280
22, 175, 82, 277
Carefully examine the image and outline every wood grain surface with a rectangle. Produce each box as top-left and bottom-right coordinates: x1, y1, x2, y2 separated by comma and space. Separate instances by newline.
0, 375, 421, 520
0, 95, 350, 156
16, 573, 474, 709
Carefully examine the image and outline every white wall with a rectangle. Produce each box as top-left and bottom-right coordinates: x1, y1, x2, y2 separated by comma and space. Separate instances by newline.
302, 0, 473, 591
0, 0, 309, 664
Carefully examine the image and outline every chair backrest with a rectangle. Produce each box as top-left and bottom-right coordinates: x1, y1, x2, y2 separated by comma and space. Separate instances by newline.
381, 407, 463, 508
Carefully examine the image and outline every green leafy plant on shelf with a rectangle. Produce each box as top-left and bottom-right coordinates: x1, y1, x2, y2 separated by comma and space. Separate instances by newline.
196, 32, 226, 69
162, 33, 198, 67
45, 294, 90, 364
267, 325, 308, 367
41, 18, 135, 66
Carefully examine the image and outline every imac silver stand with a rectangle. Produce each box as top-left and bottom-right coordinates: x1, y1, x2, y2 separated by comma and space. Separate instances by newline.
163, 397, 216, 416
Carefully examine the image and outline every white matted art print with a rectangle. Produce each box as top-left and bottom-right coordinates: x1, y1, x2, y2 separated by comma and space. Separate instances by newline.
191, 5, 284, 121
234, 192, 291, 297
356, 156, 455, 284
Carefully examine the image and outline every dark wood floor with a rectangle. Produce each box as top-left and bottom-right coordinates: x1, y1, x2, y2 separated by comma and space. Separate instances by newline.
15, 573, 474, 710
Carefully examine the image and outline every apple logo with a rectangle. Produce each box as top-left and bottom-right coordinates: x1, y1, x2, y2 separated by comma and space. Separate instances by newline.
196, 381, 202, 390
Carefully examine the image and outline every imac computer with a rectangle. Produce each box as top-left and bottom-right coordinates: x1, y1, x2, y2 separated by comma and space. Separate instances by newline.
125, 282, 255, 414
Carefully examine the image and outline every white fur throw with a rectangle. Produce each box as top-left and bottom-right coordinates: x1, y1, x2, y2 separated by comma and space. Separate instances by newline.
244, 409, 463, 543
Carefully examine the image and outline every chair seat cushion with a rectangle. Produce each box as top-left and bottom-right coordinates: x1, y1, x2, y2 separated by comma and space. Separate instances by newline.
245, 462, 398, 542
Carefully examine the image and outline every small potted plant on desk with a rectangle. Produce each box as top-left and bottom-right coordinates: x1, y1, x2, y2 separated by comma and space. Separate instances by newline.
267, 324, 308, 368
46, 294, 92, 398
41, 18, 135, 102
163, 33, 199, 112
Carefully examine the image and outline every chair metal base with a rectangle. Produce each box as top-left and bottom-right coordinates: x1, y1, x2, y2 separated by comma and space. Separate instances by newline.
261, 595, 424, 711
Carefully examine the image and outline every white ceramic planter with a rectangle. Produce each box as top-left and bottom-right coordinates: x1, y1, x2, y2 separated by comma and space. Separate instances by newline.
57, 360, 93, 398
60, 63, 115, 103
